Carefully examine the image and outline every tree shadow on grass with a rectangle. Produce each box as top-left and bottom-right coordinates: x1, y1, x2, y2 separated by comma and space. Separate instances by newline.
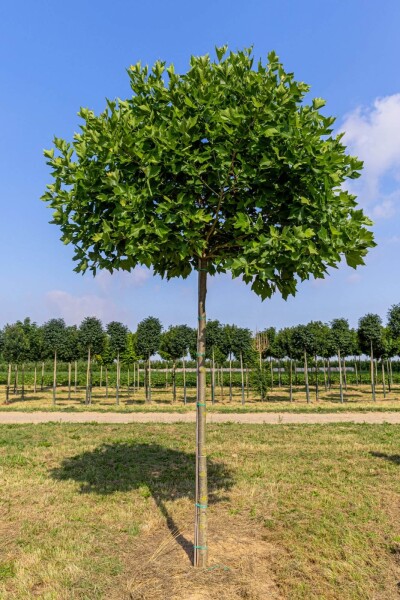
370, 451, 400, 465
50, 442, 233, 563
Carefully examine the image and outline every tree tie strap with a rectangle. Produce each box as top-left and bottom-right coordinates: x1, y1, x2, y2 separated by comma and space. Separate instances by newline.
198, 268, 208, 272
195, 503, 208, 509
194, 545, 208, 550
196, 352, 205, 356
198, 316, 207, 320
197, 402, 206, 407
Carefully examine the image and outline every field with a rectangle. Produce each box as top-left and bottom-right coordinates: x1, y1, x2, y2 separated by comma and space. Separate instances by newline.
1, 422, 400, 599
1, 382, 400, 413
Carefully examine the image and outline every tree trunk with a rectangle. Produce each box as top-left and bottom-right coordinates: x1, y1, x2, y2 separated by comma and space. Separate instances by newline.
387, 359, 391, 393
13, 364, 18, 395
370, 341, 376, 401
21, 363, 25, 400
183, 357, 187, 404
327, 358, 331, 390
211, 349, 215, 405
382, 361, 386, 398
68, 362, 72, 401
148, 356, 152, 403
41, 361, 45, 392
53, 351, 57, 406
194, 258, 208, 568
304, 350, 310, 403
338, 349, 344, 404
34, 364, 37, 394
116, 352, 120, 405
172, 360, 176, 403
229, 353, 232, 401
74, 360, 77, 393
6, 363, 11, 404
270, 357, 274, 391
240, 352, 245, 405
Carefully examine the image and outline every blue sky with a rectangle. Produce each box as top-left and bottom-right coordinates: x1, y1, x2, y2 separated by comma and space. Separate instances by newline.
1, 0, 400, 331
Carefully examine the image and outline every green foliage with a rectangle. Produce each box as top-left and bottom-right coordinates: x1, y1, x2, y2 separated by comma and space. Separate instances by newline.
42, 318, 66, 358
358, 314, 384, 357
106, 321, 129, 358
42, 48, 374, 300
388, 304, 400, 339
159, 325, 194, 361
136, 316, 162, 359
330, 318, 354, 356
2, 322, 30, 363
60, 326, 79, 362
78, 317, 104, 356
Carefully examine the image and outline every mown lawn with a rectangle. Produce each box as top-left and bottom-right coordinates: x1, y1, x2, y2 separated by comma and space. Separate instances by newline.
0, 423, 400, 599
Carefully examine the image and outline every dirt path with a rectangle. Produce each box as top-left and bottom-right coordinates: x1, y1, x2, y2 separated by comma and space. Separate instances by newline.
1, 411, 400, 424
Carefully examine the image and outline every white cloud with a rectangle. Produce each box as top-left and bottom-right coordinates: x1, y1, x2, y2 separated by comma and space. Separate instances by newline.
95, 266, 152, 292
371, 199, 396, 219
346, 273, 361, 285
341, 94, 400, 218
45, 290, 121, 325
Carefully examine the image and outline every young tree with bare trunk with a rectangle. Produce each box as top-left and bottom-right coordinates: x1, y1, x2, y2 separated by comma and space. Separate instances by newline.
42, 47, 375, 566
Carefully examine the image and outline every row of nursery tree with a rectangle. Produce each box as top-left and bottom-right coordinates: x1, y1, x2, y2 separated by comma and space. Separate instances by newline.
1, 304, 400, 404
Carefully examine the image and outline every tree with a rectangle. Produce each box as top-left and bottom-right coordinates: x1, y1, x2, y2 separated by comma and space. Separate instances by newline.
106, 321, 129, 404
358, 314, 384, 401
136, 317, 162, 403
291, 324, 317, 403
160, 325, 194, 402
230, 326, 253, 405
42, 318, 66, 405
60, 325, 79, 400
42, 47, 375, 566
2, 322, 30, 402
330, 319, 353, 402
78, 317, 104, 404
274, 327, 295, 401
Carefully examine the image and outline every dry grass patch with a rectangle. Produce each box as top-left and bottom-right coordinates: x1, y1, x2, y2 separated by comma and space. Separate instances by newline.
1, 384, 400, 413
0, 423, 400, 598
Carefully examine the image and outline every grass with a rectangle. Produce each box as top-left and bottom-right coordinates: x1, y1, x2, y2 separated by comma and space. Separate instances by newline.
1, 422, 400, 598
1, 383, 400, 413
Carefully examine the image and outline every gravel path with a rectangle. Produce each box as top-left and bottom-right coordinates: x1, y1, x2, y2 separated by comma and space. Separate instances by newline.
1, 411, 400, 424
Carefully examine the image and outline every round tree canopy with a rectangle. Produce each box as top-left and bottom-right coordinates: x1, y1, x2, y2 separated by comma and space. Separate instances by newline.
42, 47, 375, 300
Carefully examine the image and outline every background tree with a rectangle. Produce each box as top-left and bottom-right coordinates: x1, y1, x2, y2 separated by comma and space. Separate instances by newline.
42, 47, 375, 567
136, 316, 162, 403
330, 318, 354, 402
160, 325, 194, 402
230, 326, 253, 404
60, 325, 79, 400
2, 322, 30, 402
78, 317, 104, 404
291, 324, 318, 403
106, 321, 129, 404
358, 314, 384, 401
42, 318, 66, 405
